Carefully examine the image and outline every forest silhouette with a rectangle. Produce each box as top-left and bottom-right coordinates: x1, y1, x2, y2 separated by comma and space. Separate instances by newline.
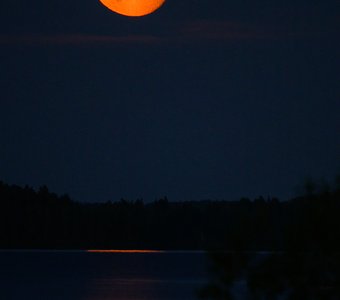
0, 177, 339, 251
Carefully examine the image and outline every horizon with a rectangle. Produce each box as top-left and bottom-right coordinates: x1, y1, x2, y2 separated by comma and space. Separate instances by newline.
1, 176, 339, 203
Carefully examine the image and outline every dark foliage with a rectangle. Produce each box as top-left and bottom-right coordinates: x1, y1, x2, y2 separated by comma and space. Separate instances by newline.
197, 177, 340, 299
199, 251, 340, 300
0, 178, 339, 251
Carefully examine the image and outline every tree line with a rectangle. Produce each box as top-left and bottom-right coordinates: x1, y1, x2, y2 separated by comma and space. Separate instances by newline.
0, 178, 339, 251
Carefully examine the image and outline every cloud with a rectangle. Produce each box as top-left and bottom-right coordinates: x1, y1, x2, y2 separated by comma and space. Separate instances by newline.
176, 20, 330, 41
177, 20, 270, 40
0, 34, 162, 46
0, 20, 326, 47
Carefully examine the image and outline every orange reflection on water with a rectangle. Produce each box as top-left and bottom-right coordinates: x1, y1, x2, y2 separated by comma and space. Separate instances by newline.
87, 249, 163, 253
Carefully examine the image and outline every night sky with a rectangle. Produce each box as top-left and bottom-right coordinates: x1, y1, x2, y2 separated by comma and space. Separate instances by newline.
1, 0, 339, 202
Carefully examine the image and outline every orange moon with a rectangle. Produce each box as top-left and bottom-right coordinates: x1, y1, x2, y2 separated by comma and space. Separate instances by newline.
99, 0, 166, 17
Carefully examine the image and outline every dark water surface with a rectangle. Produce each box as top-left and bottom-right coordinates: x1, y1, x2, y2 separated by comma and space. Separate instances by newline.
0, 250, 209, 300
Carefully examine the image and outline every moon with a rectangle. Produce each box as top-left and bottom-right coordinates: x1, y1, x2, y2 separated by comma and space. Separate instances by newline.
99, 0, 166, 17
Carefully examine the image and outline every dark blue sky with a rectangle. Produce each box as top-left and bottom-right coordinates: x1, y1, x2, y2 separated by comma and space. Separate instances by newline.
1, 0, 339, 202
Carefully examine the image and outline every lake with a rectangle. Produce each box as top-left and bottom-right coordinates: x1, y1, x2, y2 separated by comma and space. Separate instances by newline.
0, 250, 209, 300
2, 250, 338, 299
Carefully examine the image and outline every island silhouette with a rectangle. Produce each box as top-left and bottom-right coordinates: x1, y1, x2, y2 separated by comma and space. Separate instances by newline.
0, 177, 339, 251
